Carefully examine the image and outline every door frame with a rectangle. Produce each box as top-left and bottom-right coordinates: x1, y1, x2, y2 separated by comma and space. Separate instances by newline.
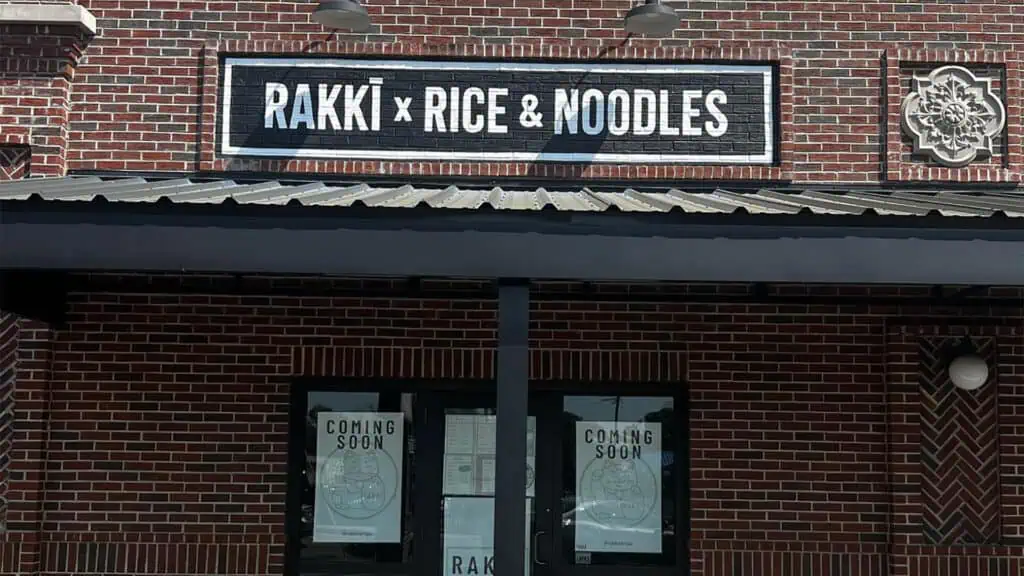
536, 382, 690, 576
417, 390, 557, 576
284, 378, 690, 576
284, 377, 492, 576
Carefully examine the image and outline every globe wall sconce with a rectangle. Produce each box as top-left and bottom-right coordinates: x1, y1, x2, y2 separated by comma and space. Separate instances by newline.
945, 337, 990, 391
312, 0, 370, 31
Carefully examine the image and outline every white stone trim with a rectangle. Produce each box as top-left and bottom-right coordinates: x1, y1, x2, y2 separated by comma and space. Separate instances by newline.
0, 3, 96, 35
900, 65, 1006, 168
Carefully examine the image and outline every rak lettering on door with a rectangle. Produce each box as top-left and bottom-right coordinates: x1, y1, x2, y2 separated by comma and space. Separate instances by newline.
448, 550, 495, 575
219, 57, 776, 164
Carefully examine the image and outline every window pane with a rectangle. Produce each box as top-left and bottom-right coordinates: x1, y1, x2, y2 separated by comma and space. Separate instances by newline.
561, 396, 676, 567
441, 408, 535, 576
297, 391, 416, 574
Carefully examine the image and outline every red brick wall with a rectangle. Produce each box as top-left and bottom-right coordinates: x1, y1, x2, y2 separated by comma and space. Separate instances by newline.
1, 277, 1022, 575
0, 25, 87, 178
0, 315, 57, 574
38, 0, 1019, 182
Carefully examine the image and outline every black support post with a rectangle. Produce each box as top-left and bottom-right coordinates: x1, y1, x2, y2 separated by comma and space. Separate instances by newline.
493, 279, 530, 576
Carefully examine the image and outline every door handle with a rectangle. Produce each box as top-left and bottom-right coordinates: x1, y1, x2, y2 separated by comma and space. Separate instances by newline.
532, 530, 547, 566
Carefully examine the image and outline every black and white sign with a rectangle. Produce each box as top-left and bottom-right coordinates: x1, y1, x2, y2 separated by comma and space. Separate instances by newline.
574, 422, 662, 554
314, 412, 404, 543
220, 57, 775, 164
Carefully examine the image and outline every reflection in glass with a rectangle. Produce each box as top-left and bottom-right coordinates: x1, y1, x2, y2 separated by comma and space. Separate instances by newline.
297, 391, 416, 575
561, 396, 676, 567
441, 408, 534, 576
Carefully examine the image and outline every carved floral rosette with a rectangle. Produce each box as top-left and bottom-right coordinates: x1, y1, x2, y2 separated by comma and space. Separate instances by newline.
900, 65, 1007, 168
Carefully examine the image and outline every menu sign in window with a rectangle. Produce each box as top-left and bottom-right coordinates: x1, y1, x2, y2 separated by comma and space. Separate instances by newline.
442, 414, 536, 497
441, 413, 536, 576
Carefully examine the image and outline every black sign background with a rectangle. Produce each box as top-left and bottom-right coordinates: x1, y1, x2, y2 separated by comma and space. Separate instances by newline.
220, 57, 775, 164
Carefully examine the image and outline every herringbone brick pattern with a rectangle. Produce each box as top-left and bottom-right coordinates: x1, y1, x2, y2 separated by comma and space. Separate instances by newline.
919, 336, 1001, 545
0, 147, 28, 180
0, 314, 14, 530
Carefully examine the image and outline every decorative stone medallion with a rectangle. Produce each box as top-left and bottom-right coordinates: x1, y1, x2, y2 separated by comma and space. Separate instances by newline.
900, 65, 1006, 168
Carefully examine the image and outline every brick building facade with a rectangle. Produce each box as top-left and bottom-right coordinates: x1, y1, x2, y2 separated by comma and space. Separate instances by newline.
2, 1, 1024, 576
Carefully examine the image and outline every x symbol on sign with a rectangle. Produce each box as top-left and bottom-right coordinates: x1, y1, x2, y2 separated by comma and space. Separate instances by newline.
393, 97, 413, 122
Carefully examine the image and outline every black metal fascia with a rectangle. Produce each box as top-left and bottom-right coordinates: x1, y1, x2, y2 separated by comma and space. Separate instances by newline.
4, 207, 1024, 285
11, 273, 1018, 308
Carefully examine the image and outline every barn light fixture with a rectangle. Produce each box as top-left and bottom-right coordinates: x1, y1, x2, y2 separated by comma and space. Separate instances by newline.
312, 0, 370, 31
946, 337, 989, 391
623, 0, 679, 36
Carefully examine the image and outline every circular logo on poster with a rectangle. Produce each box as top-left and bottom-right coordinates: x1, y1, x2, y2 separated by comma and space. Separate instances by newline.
577, 456, 658, 528
320, 448, 399, 519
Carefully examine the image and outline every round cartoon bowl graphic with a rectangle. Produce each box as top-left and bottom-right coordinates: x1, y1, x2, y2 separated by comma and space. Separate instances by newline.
320, 448, 400, 520
577, 457, 658, 528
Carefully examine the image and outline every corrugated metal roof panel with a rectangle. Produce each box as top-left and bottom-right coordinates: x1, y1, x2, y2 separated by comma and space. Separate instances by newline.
1, 175, 1023, 219
438, 187, 491, 210
106, 179, 234, 202
751, 189, 862, 215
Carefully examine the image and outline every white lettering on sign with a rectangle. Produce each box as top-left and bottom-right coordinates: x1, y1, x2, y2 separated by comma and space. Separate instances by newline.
462, 87, 485, 134
705, 89, 729, 136
264, 82, 288, 128
422, 86, 510, 134
424, 86, 447, 132
263, 78, 385, 132
658, 89, 678, 136
290, 83, 314, 130
318, 84, 342, 130
487, 88, 509, 134
552, 87, 729, 137
634, 90, 656, 136
263, 81, 730, 140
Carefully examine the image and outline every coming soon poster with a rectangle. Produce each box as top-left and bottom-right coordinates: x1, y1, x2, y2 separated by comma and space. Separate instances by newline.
314, 411, 405, 543
574, 421, 662, 554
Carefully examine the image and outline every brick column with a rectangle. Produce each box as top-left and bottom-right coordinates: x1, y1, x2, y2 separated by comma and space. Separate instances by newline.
0, 24, 88, 178
0, 317, 55, 575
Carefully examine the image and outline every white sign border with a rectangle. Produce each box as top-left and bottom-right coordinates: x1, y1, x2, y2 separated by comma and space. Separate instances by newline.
220, 57, 775, 164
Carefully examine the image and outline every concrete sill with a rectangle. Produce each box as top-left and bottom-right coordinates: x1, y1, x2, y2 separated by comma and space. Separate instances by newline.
0, 3, 97, 35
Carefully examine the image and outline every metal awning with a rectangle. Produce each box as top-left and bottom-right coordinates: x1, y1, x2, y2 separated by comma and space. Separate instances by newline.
2, 174, 1024, 284
2, 174, 1024, 217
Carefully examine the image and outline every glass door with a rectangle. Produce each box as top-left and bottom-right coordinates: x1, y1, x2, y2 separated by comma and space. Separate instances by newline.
285, 385, 423, 576
549, 393, 685, 576
418, 389, 685, 576
420, 393, 558, 576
